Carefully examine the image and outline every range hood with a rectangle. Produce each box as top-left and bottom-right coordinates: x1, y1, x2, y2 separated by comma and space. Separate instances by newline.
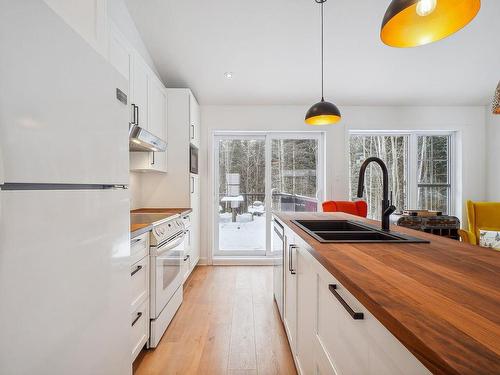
129, 124, 167, 152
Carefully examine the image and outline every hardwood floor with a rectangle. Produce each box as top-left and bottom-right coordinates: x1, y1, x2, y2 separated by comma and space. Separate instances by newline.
133, 266, 297, 375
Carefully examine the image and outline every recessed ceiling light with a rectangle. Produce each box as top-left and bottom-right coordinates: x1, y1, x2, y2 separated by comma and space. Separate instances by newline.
224, 72, 233, 79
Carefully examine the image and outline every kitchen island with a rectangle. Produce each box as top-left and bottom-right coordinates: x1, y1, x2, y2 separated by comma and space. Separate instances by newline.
274, 211, 500, 375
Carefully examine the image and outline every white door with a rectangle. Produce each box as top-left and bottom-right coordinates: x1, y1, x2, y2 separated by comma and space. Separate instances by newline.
213, 132, 324, 258
0, 2, 129, 185
214, 135, 267, 256
0, 189, 131, 375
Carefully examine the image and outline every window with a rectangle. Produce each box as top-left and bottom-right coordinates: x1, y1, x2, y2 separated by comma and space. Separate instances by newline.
416, 135, 451, 214
349, 132, 454, 219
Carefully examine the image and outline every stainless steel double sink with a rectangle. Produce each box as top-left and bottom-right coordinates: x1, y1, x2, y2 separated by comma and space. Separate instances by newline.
292, 220, 430, 243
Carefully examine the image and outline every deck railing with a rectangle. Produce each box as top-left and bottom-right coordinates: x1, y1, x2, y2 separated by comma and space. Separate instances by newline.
218, 192, 318, 213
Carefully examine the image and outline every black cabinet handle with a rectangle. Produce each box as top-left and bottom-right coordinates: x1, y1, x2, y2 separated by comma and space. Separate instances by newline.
135, 104, 139, 125
329, 284, 364, 320
288, 244, 297, 275
131, 238, 142, 244
151, 151, 155, 165
132, 312, 143, 327
131, 265, 143, 277
131, 104, 137, 125
191, 122, 195, 140
184, 254, 190, 261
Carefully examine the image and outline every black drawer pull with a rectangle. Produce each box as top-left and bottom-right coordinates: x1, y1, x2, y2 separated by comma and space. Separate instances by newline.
132, 312, 143, 327
288, 244, 297, 275
131, 238, 142, 244
329, 284, 364, 320
131, 265, 143, 277
184, 254, 190, 261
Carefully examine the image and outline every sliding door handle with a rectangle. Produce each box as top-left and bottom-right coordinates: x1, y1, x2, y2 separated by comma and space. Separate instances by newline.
288, 244, 297, 275
329, 284, 364, 320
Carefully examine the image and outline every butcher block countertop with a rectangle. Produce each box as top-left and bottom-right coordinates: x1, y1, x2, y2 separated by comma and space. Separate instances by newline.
130, 207, 192, 237
274, 211, 500, 375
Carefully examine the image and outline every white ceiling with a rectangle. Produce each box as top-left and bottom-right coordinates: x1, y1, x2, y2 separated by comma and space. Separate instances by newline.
124, 0, 499, 106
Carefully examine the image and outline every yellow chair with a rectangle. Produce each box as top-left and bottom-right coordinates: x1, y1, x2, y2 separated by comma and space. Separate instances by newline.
458, 200, 500, 245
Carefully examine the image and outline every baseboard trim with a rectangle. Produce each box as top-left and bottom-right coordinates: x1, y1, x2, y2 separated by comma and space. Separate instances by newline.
212, 257, 275, 266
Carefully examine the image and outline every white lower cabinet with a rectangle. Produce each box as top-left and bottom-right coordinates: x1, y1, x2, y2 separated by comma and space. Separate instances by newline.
283, 230, 297, 354
131, 299, 149, 362
296, 247, 317, 375
131, 256, 149, 312
130, 233, 150, 362
282, 224, 431, 375
182, 226, 192, 282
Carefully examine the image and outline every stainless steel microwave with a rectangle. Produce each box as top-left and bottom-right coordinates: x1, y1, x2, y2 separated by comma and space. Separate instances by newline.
190, 144, 198, 174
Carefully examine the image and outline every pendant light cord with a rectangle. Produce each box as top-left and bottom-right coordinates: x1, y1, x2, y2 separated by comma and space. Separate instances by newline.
316, 0, 326, 101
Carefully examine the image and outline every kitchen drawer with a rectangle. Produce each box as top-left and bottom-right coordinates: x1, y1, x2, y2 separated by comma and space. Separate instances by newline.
131, 299, 149, 362
131, 256, 149, 311
314, 334, 338, 375
316, 269, 369, 375
313, 257, 430, 375
182, 251, 191, 283
130, 232, 149, 265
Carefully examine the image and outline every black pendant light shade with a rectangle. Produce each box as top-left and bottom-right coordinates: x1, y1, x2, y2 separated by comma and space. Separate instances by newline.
305, 0, 341, 126
305, 99, 341, 125
381, 0, 481, 48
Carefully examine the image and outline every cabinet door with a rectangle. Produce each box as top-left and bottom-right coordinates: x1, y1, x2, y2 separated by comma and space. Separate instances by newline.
187, 192, 200, 269
132, 56, 149, 130
148, 78, 167, 172
182, 228, 192, 282
317, 270, 370, 375
283, 232, 297, 354
189, 93, 200, 147
43, 0, 107, 56
108, 23, 132, 82
296, 248, 317, 375
149, 77, 167, 142
190, 174, 201, 269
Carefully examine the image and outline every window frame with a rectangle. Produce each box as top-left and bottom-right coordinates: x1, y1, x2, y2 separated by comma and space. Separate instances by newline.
349, 130, 456, 216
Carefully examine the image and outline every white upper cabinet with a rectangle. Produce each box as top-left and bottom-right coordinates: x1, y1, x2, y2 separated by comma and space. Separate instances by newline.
189, 93, 200, 148
43, 0, 108, 57
108, 22, 133, 82
149, 77, 167, 142
132, 57, 149, 130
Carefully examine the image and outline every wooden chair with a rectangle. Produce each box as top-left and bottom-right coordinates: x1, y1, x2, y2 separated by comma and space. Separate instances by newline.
322, 200, 368, 218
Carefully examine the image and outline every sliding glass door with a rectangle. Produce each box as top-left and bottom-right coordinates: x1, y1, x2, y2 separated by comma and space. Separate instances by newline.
214, 133, 324, 257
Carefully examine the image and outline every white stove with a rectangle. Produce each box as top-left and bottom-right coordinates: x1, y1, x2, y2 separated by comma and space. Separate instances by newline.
147, 215, 186, 348
150, 216, 185, 247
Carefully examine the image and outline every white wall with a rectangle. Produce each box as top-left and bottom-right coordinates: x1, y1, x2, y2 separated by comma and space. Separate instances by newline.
486, 109, 500, 201
200, 105, 487, 261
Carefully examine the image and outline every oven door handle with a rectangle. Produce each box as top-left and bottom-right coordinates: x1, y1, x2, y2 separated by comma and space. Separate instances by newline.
155, 232, 186, 255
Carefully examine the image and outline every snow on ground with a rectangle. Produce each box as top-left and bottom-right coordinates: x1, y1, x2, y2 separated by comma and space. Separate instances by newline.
219, 212, 266, 251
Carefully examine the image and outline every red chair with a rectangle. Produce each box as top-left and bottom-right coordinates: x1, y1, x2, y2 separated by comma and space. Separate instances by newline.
322, 200, 368, 218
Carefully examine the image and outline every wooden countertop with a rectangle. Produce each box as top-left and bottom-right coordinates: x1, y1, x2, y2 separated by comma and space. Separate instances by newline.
130, 207, 192, 237
274, 211, 500, 375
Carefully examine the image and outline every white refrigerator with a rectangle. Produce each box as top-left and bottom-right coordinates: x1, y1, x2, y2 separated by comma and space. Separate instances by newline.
0, 2, 131, 374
